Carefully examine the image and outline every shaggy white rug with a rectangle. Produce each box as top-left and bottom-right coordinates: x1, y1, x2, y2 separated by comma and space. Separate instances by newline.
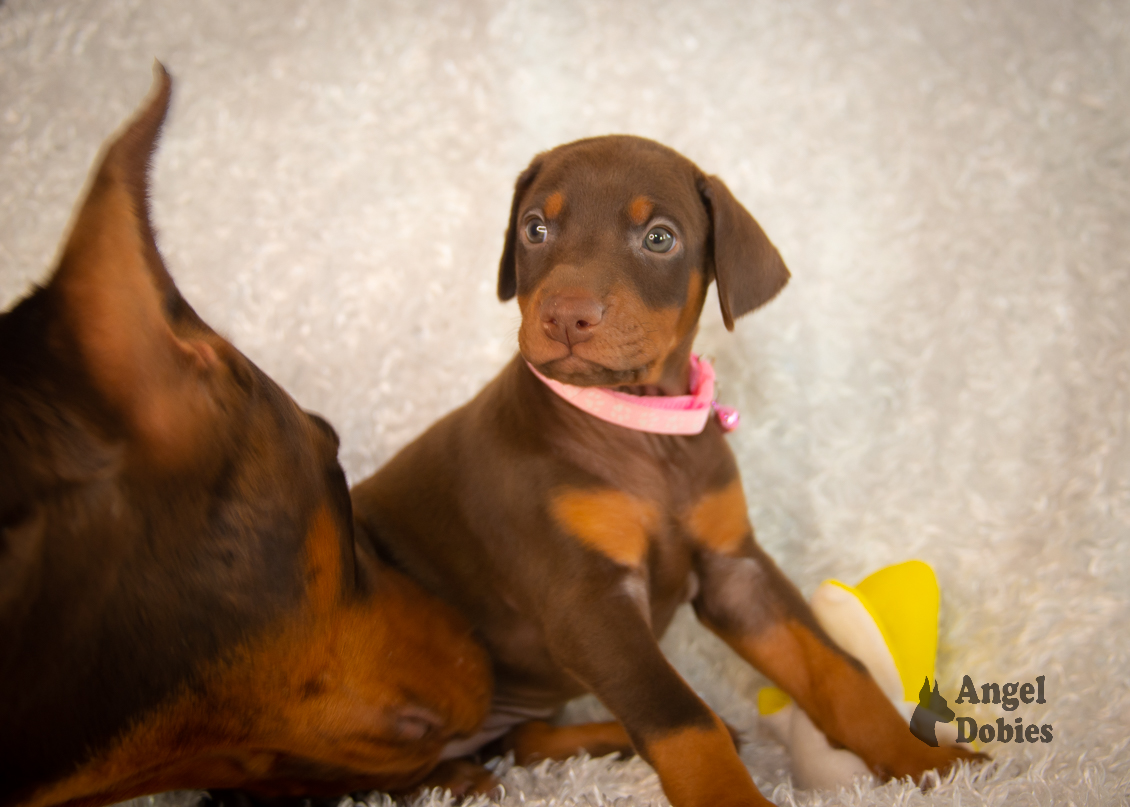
2, 0, 1128, 804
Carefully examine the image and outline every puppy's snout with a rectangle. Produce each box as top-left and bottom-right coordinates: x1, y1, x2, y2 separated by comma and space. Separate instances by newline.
540, 294, 604, 346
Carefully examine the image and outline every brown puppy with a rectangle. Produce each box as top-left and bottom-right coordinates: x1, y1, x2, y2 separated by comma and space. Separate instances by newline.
0, 67, 489, 807
351, 136, 982, 806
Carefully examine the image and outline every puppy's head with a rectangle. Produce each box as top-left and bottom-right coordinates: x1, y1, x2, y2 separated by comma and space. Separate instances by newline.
498, 135, 789, 390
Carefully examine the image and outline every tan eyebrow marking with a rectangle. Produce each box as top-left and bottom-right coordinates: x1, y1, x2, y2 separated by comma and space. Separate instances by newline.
544, 191, 565, 220
628, 195, 654, 225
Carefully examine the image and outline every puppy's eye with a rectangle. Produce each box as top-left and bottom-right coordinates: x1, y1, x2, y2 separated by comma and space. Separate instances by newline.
644, 226, 675, 253
525, 218, 548, 244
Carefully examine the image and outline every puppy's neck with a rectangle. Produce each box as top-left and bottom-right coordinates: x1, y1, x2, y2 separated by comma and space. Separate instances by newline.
616, 377, 687, 398
617, 344, 694, 398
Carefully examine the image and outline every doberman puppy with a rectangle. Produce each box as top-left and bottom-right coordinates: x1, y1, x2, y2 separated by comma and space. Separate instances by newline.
0, 66, 489, 807
351, 136, 982, 805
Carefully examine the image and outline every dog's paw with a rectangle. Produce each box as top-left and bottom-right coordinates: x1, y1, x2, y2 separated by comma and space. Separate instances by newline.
874, 743, 989, 788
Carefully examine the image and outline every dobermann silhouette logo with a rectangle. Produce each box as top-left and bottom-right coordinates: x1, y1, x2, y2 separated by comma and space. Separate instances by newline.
909, 676, 955, 747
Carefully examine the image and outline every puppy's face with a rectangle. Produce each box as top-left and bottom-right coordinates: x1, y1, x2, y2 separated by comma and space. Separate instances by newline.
509, 137, 711, 388
498, 135, 791, 391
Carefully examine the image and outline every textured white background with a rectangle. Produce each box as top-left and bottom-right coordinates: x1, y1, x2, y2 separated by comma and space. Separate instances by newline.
2, 1, 1128, 804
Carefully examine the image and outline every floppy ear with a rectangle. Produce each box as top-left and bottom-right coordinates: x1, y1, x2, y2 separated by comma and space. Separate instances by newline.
698, 174, 790, 330
497, 158, 542, 301
46, 63, 220, 465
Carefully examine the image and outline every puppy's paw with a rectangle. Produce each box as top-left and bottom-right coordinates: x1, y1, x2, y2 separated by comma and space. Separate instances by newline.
875, 743, 989, 788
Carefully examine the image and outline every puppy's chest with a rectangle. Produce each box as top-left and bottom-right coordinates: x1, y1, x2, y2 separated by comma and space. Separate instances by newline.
548, 467, 751, 576
543, 428, 750, 616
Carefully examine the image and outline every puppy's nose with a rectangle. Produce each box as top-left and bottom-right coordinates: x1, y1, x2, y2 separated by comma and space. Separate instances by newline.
540, 294, 604, 346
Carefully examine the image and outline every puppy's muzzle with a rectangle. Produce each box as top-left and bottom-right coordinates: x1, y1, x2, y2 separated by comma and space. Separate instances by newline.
540, 292, 604, 347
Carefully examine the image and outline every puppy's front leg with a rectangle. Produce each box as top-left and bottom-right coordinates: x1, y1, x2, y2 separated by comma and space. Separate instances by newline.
691, 540, 982, 782
541, 583, 772, 807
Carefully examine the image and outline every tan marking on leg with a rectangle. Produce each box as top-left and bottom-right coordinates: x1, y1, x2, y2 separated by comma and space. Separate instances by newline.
644, 717, 769, 807
628, 195, 653, 225
502, 720, 634, 765
550, 488, 658, 567
684, 479, 750, 554
544, 191, 564, 220
724, 619, 985, 783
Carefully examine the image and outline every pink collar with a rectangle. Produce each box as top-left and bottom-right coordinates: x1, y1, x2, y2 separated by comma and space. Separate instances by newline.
526, 354, 740, 435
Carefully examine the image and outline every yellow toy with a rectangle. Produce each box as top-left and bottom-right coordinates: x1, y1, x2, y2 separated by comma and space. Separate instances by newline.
758, 560, 968, 789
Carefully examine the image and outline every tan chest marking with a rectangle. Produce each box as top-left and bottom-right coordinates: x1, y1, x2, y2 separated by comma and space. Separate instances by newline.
684, 479, 751, 555
550, 488, 659, 567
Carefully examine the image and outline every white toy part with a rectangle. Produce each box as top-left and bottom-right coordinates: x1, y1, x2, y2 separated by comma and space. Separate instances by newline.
757, 560, 965, 790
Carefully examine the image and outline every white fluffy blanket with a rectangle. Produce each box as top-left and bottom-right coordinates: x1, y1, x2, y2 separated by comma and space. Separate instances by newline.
2, 1, 1128, 804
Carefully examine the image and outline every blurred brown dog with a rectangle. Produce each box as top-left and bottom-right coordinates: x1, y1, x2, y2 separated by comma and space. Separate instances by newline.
352, 136, 981, 806
0, 66, 489, 807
